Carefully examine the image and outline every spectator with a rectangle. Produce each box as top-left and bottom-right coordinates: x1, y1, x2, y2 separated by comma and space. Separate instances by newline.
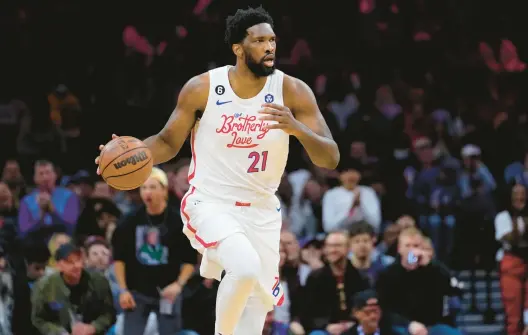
165, 158, 191, 202
111, 167, 197, 335
1, 159, 26, 206
323, 159, 381, 233
422, 159, 461, 261
0, 245, 15, 334
31, 243, 115, 335
75, 197, 121, 246
84, 236, 111, 272
0, 181, 17, 219
8, 239, 53, 335
495, 183, 528, 335
281, 230, 322, 286
504, 151, 528, 187
23, 239, 52, 289
377, 215, 416, 258
302, 231, 369, 334
342, 290, 399, 335
459, 144, 496, 198
48, 232, 72, 269
64, 170, 95, 210
348, 221, 394, 286
376, 227, 463, 335
48, 84, 81, 134
18, 160, 80, 240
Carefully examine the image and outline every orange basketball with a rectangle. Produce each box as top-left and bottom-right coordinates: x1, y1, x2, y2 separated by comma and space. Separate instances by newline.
99, 136, 153, 190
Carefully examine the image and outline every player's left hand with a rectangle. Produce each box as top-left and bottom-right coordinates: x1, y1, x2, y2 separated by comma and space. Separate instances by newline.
258, 103, 304, 137
161, 282, 182, 302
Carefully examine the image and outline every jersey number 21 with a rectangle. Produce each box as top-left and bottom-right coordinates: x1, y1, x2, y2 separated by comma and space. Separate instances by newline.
247, 151, 268, 173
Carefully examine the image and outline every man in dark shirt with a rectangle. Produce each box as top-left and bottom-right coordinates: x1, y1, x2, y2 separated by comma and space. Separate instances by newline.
376, 227, 463, 335
302, 231, 369, 334
343, 290, 398, 335
111, 167, 197, 335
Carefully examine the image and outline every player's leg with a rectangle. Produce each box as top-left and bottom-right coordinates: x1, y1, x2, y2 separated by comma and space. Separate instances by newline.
213, 232, 261, 335
233, 296, 272, 335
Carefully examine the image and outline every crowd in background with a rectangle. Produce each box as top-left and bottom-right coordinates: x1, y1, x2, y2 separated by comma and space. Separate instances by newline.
1, 0, 528, 334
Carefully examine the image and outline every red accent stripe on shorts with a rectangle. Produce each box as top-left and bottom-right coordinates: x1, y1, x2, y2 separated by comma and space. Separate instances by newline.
234, 201, 251, 207
180, 186, 217, 248
188, 127, 197, 183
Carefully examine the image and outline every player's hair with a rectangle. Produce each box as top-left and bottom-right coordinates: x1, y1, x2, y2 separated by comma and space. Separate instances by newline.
348, 221, 376, 238
224, 6, 274, 46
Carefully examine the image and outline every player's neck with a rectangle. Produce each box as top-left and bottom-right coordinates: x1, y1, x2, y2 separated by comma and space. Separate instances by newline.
146, 201, 167, 215
230, 64, 268, 88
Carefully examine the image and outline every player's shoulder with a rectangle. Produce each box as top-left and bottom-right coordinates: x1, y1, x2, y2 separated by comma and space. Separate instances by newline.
182, 72, 210, 95
178, 72, 210, 109
282, 73, 312, 95
282, 73, 315, 109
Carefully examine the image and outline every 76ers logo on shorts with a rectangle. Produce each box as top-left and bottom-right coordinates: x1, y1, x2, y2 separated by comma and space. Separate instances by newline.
272, 276, 281, 297
264, 94, 274, 103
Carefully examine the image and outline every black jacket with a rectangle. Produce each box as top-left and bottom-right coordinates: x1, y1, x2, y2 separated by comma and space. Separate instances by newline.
376, 260, 456, 326
301, 261, 369, 332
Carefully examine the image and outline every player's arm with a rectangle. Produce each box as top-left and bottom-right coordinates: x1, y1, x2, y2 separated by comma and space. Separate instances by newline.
143, 73, 209, 164
283, 75, 340, 169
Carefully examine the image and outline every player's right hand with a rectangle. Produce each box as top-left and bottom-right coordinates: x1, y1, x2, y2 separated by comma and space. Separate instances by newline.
119, 290, 136, 310
95, 134, 119, 175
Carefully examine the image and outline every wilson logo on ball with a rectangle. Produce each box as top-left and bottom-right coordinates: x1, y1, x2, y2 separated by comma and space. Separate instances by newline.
113, 151, 149, 169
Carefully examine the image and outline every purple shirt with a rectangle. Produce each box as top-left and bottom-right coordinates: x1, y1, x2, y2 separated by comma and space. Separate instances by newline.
18, 187, 80, 237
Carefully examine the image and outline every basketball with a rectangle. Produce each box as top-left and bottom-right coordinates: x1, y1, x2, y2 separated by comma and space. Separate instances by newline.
99, 136, 153, 190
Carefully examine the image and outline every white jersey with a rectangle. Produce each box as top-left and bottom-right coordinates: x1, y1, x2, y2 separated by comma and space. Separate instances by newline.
187, 65, 289, 204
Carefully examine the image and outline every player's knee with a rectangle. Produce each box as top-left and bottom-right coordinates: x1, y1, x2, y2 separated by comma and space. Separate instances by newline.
231, 253, 261, 283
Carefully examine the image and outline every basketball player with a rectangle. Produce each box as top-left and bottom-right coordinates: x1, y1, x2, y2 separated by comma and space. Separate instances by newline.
95, 7, 339, 334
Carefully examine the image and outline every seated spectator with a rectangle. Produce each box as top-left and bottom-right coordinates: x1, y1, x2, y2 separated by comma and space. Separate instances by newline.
1, 159, 27, 206
31, 243, 115, 335
302, 231, 369, 334
504, 151, 528, 187
18, 160, 80, 240
23, 239, 52, 289
7, 239, 53, 334
348, 221, 394, 286
48, 232, 72, 269
323, 159, 381, 233
458, 145, 496, 198
84, 236, 111, 272
495, 183, 528, 335
111, 167, 197, 335
342, 290, 399, 335
281, 230, 322, 287
404, 137, 441, 207
377, 216, 416, 258
75, 197, 121, 246
376, 227, 463, 335
0, 181, 17, 219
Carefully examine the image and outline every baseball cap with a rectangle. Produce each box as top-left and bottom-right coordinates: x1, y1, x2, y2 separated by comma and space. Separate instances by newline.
351, 290, 379, 310
55, 243, 82, 261
461, 144, 481, 157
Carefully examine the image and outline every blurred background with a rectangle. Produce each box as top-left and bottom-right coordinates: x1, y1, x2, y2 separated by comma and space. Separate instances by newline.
1, 0, 528, 334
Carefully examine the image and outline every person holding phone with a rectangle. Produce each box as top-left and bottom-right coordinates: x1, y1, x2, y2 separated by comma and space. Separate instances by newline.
376, 228, 463, 335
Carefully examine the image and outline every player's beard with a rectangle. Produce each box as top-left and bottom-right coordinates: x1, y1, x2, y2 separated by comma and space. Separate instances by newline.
245, 53, 275, 77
